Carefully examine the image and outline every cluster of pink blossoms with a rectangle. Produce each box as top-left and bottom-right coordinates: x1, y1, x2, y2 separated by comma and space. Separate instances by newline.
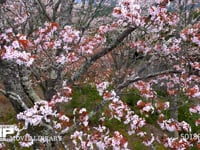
185, 85, 200, 98
0, 29, 35, 66
17, 100, 57, 127
133, 81, 156, 99
180, 22, 200, 47
189, 105, 200, 126
157, 114, 191, 132
96, 81, 109, 96
136, 100, 169, 115
79, 34, 106, 54
79, 22, 120, 55
136, 100, 155, 117
190, 105, 200, 114
112, 0, 144, 26
161, 136, 192, 150
70, 127, 128, 150
32, 22, 80, 65
148, 4, 179, 27
129, 37, 181, 56
18, 133, 34, 147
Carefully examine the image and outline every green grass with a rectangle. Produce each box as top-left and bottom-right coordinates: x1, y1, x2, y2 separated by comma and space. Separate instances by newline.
63, 84, 102, 124
178, 103, 200, 133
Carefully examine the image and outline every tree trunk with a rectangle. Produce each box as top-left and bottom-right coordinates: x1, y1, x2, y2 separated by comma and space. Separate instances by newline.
59, 0, 75, 26
0, 60, 34, 113
0, 60, 59, 149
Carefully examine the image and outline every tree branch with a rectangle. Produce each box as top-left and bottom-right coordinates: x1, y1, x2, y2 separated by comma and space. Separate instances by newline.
18, 66, 41, 102
52, 0, 62, 21
116, 69, 182, 91
0, 88, 28, 110
36, 0, 52, 21
69, 26, 136, 83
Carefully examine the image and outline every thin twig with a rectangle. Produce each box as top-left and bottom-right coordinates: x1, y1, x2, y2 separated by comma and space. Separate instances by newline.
117, 70, 182, 91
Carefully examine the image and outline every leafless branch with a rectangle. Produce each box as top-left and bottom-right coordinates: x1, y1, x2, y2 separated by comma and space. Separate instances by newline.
52, 0, 62, 21
116, 69, 182, 91
36, 0, 52, 21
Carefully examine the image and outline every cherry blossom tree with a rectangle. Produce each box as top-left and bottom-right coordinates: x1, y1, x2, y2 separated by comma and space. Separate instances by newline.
0, 0, 200, 149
